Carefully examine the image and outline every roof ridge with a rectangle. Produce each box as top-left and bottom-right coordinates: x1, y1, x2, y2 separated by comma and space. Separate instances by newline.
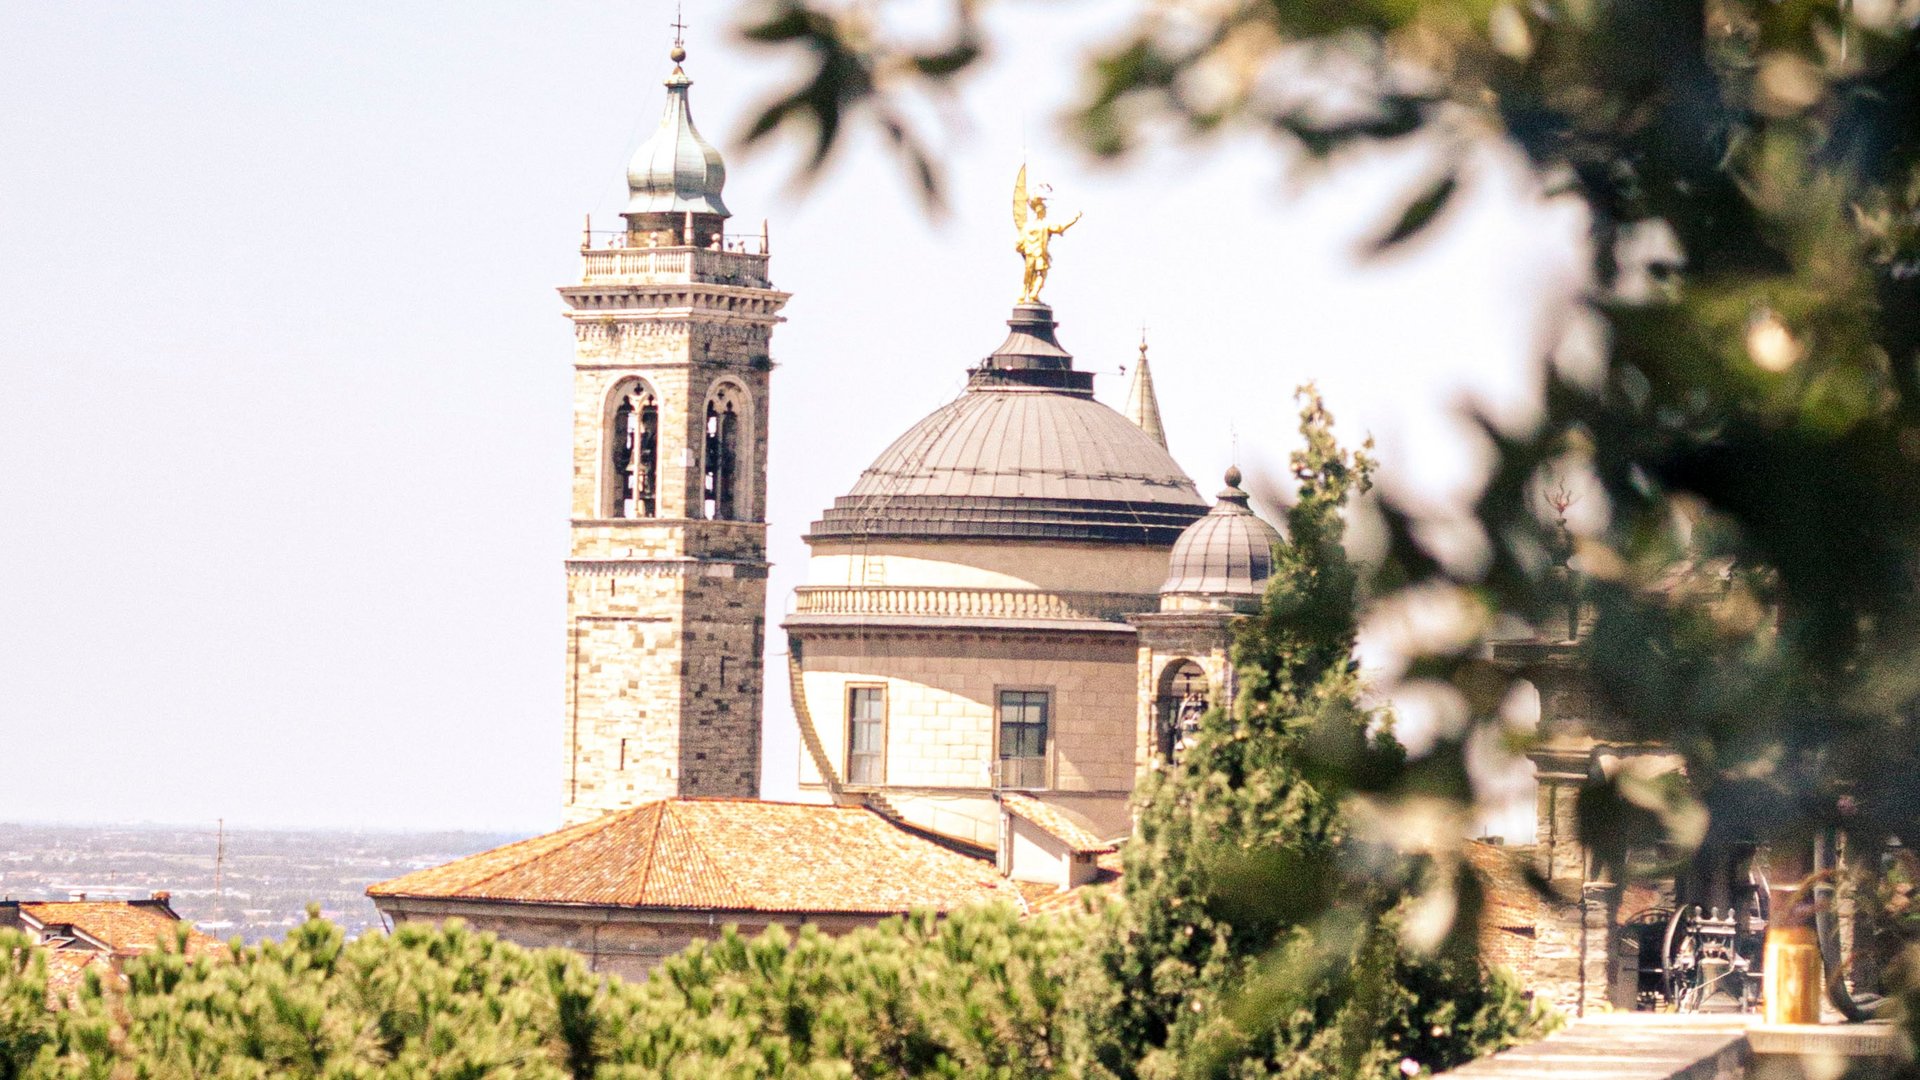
630, 801, 670, 902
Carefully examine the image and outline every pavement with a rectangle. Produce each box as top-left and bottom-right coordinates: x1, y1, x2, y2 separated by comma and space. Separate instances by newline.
1438, 1013, 1907, 1080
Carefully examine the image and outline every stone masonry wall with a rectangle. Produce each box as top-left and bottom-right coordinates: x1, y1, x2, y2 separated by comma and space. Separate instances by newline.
1129, 614, 1235, 785
792, 627, 1139, 843
560, 249, 787, 825
1510, 643, 1629, 1016
383, 900, 873, 984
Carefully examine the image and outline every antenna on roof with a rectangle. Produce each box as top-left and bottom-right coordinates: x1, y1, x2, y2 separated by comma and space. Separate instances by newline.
213, 819, 226, 916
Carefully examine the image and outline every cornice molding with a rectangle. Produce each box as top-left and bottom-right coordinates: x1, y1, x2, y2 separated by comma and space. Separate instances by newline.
567, 558, 770, 579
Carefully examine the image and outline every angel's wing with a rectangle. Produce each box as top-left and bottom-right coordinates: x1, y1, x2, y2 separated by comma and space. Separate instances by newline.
1012, 164, 1029, 232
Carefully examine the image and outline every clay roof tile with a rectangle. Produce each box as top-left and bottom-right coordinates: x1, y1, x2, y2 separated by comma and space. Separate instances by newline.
368, 798, 1024, 915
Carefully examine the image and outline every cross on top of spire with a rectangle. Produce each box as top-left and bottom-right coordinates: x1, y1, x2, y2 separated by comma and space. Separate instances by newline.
671, 4, 688, 45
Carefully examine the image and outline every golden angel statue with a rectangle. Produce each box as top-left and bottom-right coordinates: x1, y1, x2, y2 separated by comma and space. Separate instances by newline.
1013, 164, 1081, 304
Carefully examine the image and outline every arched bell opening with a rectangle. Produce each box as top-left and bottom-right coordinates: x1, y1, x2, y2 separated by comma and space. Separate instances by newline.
702, 380, 751, 521
1155, 659, 1209, 765
604, 378, 660, 518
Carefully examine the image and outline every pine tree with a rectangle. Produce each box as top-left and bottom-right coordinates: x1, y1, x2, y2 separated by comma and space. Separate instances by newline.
0, 932, 54, 1080
0, 903, 1088, 1079
1073, 389, 1537, 1080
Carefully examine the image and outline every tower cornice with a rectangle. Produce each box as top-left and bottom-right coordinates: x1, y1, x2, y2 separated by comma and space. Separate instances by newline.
559, 284, 791, 322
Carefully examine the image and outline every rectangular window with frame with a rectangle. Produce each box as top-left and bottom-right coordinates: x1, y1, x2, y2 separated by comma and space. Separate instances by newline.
997, 689, 1050, 789
846, 685, 886, 785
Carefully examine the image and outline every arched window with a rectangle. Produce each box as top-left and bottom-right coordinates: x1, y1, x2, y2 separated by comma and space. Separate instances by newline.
606, 380, 659, 518
702, 382, 749, 520
1155, 660, 1209, 765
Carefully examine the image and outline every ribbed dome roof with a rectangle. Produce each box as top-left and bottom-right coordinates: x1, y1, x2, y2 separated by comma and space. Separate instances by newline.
625, 49, 729, 218
809, 306, 1207, 545
1161, 469, 1285, 597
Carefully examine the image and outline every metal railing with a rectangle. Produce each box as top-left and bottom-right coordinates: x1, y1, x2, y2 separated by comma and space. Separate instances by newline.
583, 229, 768, 253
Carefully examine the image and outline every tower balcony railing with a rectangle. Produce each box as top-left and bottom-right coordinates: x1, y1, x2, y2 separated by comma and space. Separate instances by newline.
791, 585, 1152, 623
579, 230, 771, 288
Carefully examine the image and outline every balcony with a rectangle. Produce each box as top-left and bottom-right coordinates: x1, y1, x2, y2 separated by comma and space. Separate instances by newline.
790, 585, 1152, 624
579, 232, 771, 289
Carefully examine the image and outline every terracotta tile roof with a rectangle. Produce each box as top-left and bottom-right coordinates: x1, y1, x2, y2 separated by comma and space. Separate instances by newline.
369, 798, 1025, 915
999, 794, 1116, 854
39, 949, 108, 1000
17, 901, 220, 956
6, 897, 223, 1005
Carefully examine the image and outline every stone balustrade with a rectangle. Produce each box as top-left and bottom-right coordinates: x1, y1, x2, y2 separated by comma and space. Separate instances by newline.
792, 585, 1151, 623
580, 246, 771, 288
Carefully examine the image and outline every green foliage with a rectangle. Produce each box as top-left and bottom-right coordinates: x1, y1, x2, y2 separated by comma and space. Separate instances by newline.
0, 906, 1084, 1079
1071, 391, 1539, 1080
0, 400, 1534, 1080
606, 906, 1078, 1077
0, 932, 54, 1080
740, 0, 1920, 1015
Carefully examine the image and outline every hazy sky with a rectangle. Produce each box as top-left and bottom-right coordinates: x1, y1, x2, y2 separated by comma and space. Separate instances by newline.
0, 1, 1584, 835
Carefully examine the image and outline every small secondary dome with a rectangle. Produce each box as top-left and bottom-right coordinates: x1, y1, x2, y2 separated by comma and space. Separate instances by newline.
625, 45, 729, 218
1161, 468, 1284, 598
809, 305, 1207, 545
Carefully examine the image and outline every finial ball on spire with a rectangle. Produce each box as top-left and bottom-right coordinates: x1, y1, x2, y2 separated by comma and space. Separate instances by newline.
1225, 465, 1244, 489
669, 3, 689, 63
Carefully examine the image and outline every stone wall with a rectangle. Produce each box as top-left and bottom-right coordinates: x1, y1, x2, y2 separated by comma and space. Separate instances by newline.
1128, 612, 1236, 784
1506, 638, 1645, 1015
559, 247, 788, 825
790, 626, 1140, 845
378, 897, 873, 984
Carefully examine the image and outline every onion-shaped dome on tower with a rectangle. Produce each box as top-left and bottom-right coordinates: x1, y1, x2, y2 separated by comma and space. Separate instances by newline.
1160, 468, 1284, 602
625, 42, 729, 217
809, 305, 1208, 544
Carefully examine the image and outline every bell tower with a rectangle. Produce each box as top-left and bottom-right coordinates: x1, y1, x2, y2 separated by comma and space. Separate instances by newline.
559, 40, 790, 824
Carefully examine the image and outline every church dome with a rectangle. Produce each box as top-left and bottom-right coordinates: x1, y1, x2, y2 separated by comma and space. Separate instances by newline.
625, 46, 729, 218
808, 306, 1208, 545
1160, 468, 1284, 598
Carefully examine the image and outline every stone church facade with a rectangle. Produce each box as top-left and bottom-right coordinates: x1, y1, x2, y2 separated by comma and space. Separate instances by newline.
375, 36, 1524, 979
538, 42, 1287, 850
